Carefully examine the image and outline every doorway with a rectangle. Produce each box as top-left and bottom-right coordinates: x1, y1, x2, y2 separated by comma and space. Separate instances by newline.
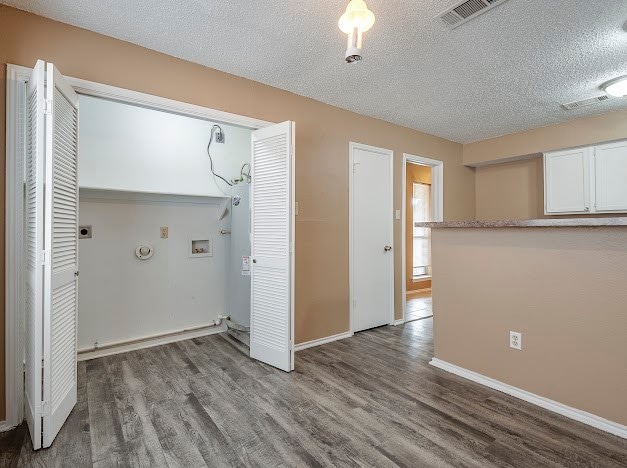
402, 154, 443, 323
349, 142, 394, 333
6, 61, 296, 449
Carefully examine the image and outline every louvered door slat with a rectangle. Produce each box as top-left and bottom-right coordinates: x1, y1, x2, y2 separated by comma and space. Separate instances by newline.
249, 122, 295, 372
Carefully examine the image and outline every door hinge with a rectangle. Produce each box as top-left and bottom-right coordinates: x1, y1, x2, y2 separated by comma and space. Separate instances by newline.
289, 340, 294, 351
41, 400, 49, 416
39, 250, 49, 264
43, 99, 52, 115
353, 163, 359, 173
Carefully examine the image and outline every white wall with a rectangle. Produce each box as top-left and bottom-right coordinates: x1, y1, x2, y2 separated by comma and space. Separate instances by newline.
78, 95, 251, 196
77, 190, 229, 350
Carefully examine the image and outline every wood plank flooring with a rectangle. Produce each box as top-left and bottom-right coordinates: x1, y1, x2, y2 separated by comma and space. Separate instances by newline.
3, 318, 626, 467
406, 292, 433, 322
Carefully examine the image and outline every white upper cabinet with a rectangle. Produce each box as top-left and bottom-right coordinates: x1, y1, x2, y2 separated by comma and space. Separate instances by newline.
544, 141, 627, 215
544, 147, 591, 214
594, 141, 627, 212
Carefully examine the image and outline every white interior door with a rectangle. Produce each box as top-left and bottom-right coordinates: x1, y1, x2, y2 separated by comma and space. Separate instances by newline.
250, 121, 295, 372
25, 61, 80, 449
25, 60, 46, 451
42, 63, 80, 448
351, 143, 394, 332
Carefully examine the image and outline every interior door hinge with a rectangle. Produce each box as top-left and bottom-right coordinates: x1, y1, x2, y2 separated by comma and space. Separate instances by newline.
41, 400, 49, 417
289, 340, 294, 351
353, 163, 359, 173
40, 250, 49, 264
43, 99, 52, 115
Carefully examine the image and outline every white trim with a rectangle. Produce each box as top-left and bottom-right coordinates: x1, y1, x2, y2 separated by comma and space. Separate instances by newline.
0, 421, 17, 433
294, 331, 353, 351
5, 64, 31, 429
77, 324, 226, 361
6, 63, 278, 427
429, 358, 627, 440
10, 64, 273, 130
401, 154, 443, 324
393, 319, 405, 326
349, 142, 395, 334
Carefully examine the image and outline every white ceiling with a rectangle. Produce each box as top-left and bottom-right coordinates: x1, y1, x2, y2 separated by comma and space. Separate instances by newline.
5, 0, 627, 143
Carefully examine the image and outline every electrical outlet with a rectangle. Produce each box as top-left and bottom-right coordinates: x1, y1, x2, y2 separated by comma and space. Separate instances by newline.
215, 130, 225, 143
509, 331, 522, 350
160, 226, 169, 239
395, 209, 401, 220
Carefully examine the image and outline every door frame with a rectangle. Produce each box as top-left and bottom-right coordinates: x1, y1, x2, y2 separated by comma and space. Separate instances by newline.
348, 142, 394, 334
4, 63, 276, 430
401, 153, 444, 324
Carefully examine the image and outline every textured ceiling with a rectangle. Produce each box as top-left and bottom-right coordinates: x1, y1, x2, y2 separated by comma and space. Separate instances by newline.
4, 0, 627, 143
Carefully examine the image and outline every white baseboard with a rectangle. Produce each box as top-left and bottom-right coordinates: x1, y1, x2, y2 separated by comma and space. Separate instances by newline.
0, 421, 17, 433
77, 325, 225, 361
429, 358, 627, 440
295, 331, 353, 351
394, 318, 405, 326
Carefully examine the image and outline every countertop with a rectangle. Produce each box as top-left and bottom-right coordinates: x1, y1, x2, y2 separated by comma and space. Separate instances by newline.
416, 217, 627, 228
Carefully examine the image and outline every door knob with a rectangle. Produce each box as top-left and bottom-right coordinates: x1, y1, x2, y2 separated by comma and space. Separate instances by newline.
384, 246, 392, 251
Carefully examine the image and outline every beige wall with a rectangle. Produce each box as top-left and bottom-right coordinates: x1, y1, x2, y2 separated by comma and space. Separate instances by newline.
0, 6, 476, 419
405, 164, 432, 292
476, 158, 545, 220
463, 109, 627, 166
432, 227, 627, 426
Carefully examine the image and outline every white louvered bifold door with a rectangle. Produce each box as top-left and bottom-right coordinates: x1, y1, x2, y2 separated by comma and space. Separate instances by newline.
24, 60, 46, 451
250, 121, 295, 372
42, 63, 80, 448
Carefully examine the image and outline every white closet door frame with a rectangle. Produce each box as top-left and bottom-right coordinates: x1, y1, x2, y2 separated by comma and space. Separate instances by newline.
4, 63, 31, 431
23, 60, 46, 449
250, 121, 295, 372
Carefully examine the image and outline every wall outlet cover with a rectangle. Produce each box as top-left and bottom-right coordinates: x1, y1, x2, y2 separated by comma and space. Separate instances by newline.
509, 331, 522, 350
160, 226, 168, 239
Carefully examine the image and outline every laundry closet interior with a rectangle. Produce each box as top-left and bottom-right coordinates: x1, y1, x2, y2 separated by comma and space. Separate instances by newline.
12, 61, 295, 449
77, 91, 254, 358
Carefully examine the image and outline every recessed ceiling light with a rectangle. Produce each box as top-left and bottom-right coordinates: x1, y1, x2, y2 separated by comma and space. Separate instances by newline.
602, 76, 627, 97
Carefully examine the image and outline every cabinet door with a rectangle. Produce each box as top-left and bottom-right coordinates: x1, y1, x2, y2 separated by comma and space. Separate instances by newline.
594, 142, 627, 212
544, 148, 591, 214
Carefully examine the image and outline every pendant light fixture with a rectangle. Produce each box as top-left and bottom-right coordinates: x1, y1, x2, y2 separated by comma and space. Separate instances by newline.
338, 0, 375, 63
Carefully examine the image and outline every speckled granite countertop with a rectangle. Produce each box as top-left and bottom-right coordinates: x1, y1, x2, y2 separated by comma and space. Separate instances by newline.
416, 217, 627, 228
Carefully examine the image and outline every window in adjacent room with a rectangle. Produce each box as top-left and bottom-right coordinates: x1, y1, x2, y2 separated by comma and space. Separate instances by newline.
412, 182, 431, 279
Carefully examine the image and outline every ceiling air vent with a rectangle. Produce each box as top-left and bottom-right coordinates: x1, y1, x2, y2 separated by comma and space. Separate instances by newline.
437, 0, 511, 29
562, 95, 611, 110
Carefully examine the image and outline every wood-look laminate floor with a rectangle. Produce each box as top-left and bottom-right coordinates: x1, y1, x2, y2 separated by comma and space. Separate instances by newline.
406, 291, 433, 322
3, 319, 627, 467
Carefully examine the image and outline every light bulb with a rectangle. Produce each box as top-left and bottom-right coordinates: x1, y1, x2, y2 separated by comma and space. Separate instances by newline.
338, 0, 375, 34
603, 76, 627, 97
